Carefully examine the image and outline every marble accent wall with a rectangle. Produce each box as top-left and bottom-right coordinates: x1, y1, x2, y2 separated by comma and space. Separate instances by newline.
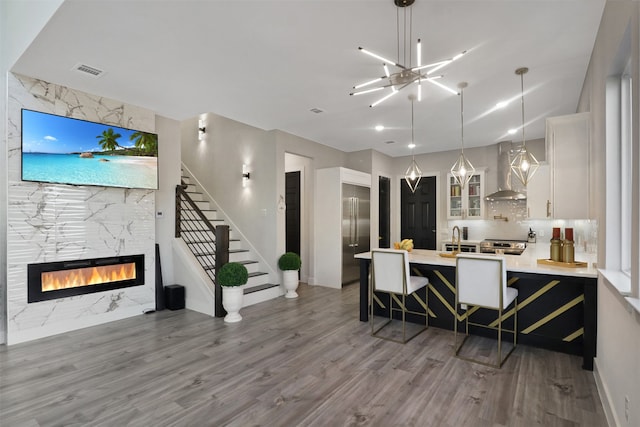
4, 74, 156, 344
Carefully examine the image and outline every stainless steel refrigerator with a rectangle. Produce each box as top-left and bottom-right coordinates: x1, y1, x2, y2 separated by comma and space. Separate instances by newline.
342, 183, 370, 285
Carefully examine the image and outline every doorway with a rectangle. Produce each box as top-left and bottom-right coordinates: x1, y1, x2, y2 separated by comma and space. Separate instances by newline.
284, 153, 311, 282
400, 176, 437, 250
378, 176, 390, 248
285, 171, 301, 255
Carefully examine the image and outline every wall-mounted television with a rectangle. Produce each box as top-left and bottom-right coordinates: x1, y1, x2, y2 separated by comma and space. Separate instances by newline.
21, 109, 158, 190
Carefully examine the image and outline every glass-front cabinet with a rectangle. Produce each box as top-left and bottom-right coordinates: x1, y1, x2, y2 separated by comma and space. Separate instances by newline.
447, 171, 485, 219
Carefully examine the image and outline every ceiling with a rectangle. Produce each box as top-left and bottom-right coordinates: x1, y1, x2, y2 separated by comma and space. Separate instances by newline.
12, 0, 606, 157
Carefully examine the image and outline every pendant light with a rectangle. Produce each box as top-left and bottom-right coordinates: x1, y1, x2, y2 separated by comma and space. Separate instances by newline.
510, 67, 539, 186
450, 82, 475, 189
404, 95, 422, 193
350, 0, 467, 107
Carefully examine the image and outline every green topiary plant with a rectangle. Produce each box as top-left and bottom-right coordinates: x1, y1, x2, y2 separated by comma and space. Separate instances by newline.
218, 262, 248, 287
278, 252, 301, 271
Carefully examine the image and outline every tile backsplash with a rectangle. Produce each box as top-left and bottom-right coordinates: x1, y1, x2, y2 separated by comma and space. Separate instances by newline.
446, 199, 597, 253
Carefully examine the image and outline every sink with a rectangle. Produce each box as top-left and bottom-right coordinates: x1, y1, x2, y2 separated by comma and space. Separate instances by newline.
439, 251, 460, 258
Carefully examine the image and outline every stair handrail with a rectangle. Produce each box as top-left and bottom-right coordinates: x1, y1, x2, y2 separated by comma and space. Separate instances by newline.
180, 163, 279, 282
175, 184, 217, 238
176, 183, 228, 317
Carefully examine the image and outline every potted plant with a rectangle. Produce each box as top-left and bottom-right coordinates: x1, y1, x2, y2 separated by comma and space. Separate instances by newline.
278, 252, 301, 299
218, 262, 248, 323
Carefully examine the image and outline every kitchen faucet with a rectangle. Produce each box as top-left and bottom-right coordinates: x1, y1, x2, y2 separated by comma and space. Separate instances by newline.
452, 226, 461, 253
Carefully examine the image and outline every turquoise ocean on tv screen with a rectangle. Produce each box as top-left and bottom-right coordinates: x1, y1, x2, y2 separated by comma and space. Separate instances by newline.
23, 153, 158, 189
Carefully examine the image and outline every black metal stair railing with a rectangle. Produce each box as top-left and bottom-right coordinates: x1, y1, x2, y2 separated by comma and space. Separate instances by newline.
175, 184, 228, 317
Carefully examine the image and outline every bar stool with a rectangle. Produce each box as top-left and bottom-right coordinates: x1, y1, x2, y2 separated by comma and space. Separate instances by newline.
370, 249, 429, 343
454, 254, 517, 367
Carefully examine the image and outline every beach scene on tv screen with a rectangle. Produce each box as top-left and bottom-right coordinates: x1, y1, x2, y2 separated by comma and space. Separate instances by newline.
21, 109, 158, 190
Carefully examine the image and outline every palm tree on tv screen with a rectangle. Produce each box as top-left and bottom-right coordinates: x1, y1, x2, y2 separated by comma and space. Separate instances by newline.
96, 128, 122, 152
129, 131, 158, 156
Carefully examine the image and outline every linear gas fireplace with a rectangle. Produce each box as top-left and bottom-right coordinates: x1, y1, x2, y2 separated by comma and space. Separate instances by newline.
28, 255, 145, 303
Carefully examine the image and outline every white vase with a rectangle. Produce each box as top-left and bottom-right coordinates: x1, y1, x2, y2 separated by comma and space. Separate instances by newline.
222, 286, 243, 323
282, 270, 299, 299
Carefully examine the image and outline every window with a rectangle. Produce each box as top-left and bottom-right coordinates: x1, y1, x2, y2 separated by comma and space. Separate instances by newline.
603, 61, 634, 296
620, 71, 632, 277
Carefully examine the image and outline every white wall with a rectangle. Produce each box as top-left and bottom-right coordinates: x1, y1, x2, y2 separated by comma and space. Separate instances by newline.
181, 113, 280, 278
155, 115, 181, 286
0, 0, 64, 346
578, 2, 640, 426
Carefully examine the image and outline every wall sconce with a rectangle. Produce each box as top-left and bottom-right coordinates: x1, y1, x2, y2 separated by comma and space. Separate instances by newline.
198, 119, 206, 140
242, 164, 250, 187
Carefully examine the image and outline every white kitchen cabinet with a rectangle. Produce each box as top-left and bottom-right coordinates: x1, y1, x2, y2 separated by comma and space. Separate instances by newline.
545, 112, 590, 219
447, 171, 485, 219
526, 163, 551, 219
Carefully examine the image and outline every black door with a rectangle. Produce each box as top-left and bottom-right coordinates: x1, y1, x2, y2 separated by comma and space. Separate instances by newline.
400, 176, 436, 250
285, 171, 301, 255
378, 176, 390, 248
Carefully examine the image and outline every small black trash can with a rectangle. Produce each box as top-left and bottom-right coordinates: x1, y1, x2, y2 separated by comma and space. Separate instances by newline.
164, 284, 185, 310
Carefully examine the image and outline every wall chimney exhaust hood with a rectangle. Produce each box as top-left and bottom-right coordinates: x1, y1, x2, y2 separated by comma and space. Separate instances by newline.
485, 142, 526, 201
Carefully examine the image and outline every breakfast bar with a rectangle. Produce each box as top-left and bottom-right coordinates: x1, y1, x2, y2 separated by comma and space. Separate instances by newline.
356, 245, 598, 370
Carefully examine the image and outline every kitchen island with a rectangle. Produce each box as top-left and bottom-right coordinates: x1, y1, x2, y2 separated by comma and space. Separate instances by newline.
356, 245, 597, 370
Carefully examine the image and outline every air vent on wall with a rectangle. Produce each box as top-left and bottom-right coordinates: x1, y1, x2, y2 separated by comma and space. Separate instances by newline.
72, 63, 105, 78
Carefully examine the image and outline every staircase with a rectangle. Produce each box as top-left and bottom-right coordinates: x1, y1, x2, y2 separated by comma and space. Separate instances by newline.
176, 170, 282, 313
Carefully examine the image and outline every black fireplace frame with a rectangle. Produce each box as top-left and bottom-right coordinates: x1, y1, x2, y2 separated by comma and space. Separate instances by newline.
28, 254, 145, 303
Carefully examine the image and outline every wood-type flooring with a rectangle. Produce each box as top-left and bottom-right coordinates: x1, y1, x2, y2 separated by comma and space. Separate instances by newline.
0, 283, 608, 426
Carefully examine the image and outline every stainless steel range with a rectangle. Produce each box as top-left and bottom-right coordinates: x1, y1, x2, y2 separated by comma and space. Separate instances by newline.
480, 239, 527, 255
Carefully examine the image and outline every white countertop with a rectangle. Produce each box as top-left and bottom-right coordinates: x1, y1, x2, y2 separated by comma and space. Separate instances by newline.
355, 243, 597, 278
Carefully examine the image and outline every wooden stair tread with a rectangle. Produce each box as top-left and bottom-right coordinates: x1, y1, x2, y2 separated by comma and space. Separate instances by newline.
248, 271, 268, 278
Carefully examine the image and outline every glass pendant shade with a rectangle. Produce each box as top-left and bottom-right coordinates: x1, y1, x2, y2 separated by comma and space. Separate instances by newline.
405, 158, 422, 193
510, 146, 539, 186
451, 151, 475, 189
404, 97, 422, 193
511, 67, 539, 186
450, 82, 474, 189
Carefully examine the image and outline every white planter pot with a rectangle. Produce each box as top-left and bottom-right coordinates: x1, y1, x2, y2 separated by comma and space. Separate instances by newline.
222, 286, 243, 323
282, 270, 299, 299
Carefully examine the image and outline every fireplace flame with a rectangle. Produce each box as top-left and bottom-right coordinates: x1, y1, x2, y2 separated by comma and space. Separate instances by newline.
41, 262, 136, 292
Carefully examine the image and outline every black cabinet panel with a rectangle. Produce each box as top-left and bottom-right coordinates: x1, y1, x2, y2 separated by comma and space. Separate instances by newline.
360, 260, 596, 370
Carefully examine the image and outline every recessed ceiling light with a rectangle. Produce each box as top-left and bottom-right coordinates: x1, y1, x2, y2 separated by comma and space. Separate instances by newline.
507, 128, 518, 135
408, 143, 416, 149
496, 101, 509, 109
375, 125, 385, 132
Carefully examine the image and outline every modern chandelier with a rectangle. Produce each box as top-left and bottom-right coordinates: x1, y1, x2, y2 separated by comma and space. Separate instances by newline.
510, 67, 539, 186
404, 95, 422, 193
450, 82, 475, 189
350, 0, 467, 107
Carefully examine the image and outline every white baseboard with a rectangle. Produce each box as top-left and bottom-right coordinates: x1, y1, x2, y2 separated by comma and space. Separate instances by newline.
593, 358, 617, 427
